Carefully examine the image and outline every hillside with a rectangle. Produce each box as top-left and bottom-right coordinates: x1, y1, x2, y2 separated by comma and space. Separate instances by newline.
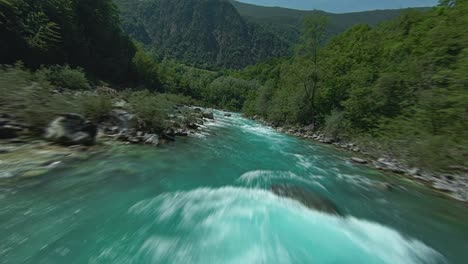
115, 0, 426, 69
231, 0, 427, 44
114, 0, 289, 69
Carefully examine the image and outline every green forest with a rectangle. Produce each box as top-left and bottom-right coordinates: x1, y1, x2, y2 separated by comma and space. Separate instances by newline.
0, 0, 467, 171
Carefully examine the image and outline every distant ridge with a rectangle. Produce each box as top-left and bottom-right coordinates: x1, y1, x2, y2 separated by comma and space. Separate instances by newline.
233, 0, 437, 13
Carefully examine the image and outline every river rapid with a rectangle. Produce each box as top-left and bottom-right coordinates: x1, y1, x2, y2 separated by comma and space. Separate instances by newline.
1, 112, 467, 264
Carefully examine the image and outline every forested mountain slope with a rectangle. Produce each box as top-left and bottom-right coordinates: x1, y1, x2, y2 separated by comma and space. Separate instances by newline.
114, 0, 289, 69
115, 0, 416, 69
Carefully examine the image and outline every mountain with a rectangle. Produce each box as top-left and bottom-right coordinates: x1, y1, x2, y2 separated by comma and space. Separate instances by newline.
234, 0, 437, 13
115, 0, 425, 69
114, 0, 289, 69
231, 0, 428, 45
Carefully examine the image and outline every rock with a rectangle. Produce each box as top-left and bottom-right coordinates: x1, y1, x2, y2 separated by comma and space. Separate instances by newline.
162, 128, 176, 141
44, 113, 97, 146
187, 123, 199, 130
303, 124, 315, 132
143, 134, 159, 146
351, 157, 368, 164
448, 165, 468, 173
445, 175, 455, 181
111, 98, 129, 109
271, 184, 342, 216
175, 128, 188, 136
0, 125, 21, 139
106, 109, 139, 130
21, 168, 50, 178
202, 109, 214, 119
224, 113, 232, 117
8, 138, 25, 144
408, 168, 421, 176
0, 148, 10, 154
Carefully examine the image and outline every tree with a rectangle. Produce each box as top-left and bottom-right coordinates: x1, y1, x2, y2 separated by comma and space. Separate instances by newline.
295, 14, 329, 126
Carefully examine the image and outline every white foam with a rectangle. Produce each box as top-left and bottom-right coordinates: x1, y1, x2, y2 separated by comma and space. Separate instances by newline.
129, 187, 443, 264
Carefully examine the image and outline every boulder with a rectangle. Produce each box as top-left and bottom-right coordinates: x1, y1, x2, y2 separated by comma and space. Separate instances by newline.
224, 113, 232, 117
271, 184, 342, 215
303, 124, 315, 132
143, 134, 159, 146
106, 109, 139, 130
162, 128, 176, 141
202, 109, 214, 119
44, 113, 97, 146
351, 157, 368, 164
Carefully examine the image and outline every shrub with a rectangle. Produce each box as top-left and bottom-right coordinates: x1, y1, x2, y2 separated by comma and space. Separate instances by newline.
80, 95, 113, 123
125, 90, 174, 132
322, 110, 351, 139
35, 65, 90, 90
0, 64, 80, 132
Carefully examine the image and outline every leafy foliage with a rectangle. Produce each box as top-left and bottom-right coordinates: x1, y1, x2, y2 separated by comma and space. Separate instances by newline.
0, 0, 136, 83
237, 2, 468, 170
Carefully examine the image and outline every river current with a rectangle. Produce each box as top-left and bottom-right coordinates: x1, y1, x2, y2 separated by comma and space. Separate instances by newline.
1, 112, 467, 263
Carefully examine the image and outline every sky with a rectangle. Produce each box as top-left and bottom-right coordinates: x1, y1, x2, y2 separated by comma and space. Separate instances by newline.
235, 0, 439, 13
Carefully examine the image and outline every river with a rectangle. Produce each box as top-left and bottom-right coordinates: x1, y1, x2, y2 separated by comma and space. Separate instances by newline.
1, 112, 467, 264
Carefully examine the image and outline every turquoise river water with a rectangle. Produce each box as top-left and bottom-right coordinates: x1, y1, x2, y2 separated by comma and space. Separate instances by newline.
1, 112, 467, 264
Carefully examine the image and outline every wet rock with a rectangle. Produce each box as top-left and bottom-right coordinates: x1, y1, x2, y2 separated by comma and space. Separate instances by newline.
352, 147, 360, 152
162, 128, 176, 141
224, 113, 232, 117
187, 123, 199, 130
351, 157, 368, 164
143, 134, 159, 146
271, 184, 342, 216
44, 113, 97, 146
175, 128, 189, 136
202, 109, 214, 119
21, 168, 50, 178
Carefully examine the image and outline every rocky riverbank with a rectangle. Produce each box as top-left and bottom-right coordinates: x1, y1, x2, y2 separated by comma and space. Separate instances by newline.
250, 116, 468, 203
0, 105, 215, 180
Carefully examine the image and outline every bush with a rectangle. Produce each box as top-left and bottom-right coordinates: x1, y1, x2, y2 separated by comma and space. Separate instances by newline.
125, 90, 174, 132
35, 65, 90, 90
0, 64, 81, 132
80, 95, 113, 123
322, 110, 351, 139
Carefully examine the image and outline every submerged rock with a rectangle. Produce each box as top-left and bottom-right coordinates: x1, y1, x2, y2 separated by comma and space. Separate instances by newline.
271, 184, 342, 216
351, 157, 368, 164
45, 113, 97, 146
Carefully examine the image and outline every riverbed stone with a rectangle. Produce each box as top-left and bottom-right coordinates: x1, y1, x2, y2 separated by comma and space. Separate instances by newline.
202, 109, 214, 119
351, 157, 368, 164
45, 113, 97, 146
